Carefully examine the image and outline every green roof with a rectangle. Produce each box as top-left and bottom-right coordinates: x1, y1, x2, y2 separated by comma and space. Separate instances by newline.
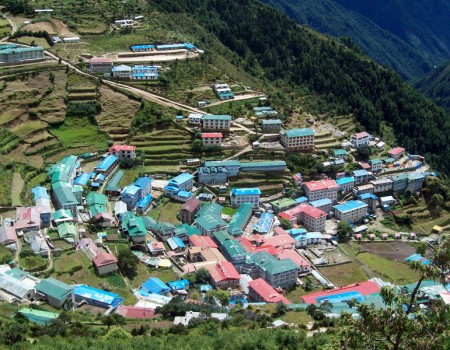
86, 192, 107, 206
392, 174, 408, 182
228, 203, 252, 236
177, 223, 200, 236
369, 159, 382, 165
332, 149, 347, 156
105, 170, 124, 192
213, 230, 232, 245
1, 46, 44, 55
283, 128, 314, 138
52, 182, 78, 206
142, 216, 158, 230
252, 252, 298, 275
383, 157, 395, 163
204, 160, 240, 167
89, 204, 106, 217
240, 161, 286, 168
57, 222, 77, 240
270, 198, 296, 210
261, 119, 282, 125
195, 215, 228, 232
6, 268, 29, 279
60, 155, 78, 169
158, 222, 176, 233
18, 308, 59, 325
121, 212, 147, 237
222, 239, 246, 260
35, 277, 73, 300
53, 209, 73, 221
202, 114, 232, 121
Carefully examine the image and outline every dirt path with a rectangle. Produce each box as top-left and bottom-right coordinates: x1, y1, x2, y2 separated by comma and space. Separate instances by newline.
11, 172, 24, 206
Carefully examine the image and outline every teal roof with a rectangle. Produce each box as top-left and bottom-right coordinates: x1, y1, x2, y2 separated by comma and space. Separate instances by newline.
142, 216, 158, 230
1, 46, 44, 55
177, 223, 200, 236
240, 161, 286, 168
105, 170, 124, 192
252, 252, 298, 275
18, 308, 59, 326
332, 149, 347, 156
35, 277, 73, 300
6, 268, 29, 279
222, 239, 246, 259
202, 114, 232, 121
57, 222, 77, 240
228, 203, 253, 236
392, 174, 408, 182
121, 212, 147, 237
213, 230, 232, 245
283, 128, 314, 137
369, 159, 382, 165
60, 155, 78, 169
53, 209, 73, 221
86, 192, 107, 206
204, 160, 240, 167
261, 119, 282, 125
52, 182, 78, 205
407, 172, 425, 181
195, 203, 227, 231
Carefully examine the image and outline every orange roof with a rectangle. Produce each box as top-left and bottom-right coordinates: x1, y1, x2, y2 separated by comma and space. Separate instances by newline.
276, 249, 311, 268
201, 133, 223, 138
208, 261, 240, 283
92, 252, 118, 267
352, 132, 370, 139
248, 278, 291, 304
188, 235, 218, 249
279, 203, 327, 220
388, 147, 406, 155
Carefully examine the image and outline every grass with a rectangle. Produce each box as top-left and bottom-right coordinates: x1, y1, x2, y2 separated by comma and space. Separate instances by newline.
15, 36, 50, 49
50, 116, 108, 148
281, 311, 312, 324
222, 207, 237, 216
356, 252, 419, 284
0, 166, 13, 205
20, 255, 48, 271
0, 246, 13, 264
148, 267, 179, 283
157, 201, 182, 225
319, 262, 368, 287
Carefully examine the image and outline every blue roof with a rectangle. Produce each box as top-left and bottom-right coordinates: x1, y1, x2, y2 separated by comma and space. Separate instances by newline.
167, 237, 186, 250
295, 196, 308, 204
167, 279, 189, 291
95, 155, 118, 172
136, 194, 153, 209
287, 228, 307, 237
111, 64, 131, 72
283, 128, 315, 137
130, 44, 154, 50
336, 177, 355, 186
177, 191, 192, 199
352, 170, 369, 177
73, 173, 91, 186
184, 43, 195, 50
133, 177, 153, 190
176, 115, 184, 119
132, 72, 158, 77
173, 236, 186, 248
131, 66, 157, 71
31, 187, 49, 200
91, 182, 100, 188
359, 193, 378, 200
95, 173, 106, 182
141, 278, 170, 295
253, 212, 273, 233
156, 43, 186, 50
122, 185, 141, 196
309, 198, 332, 208
74, 285, 123, 308
200, 284, 213, 292
333, 200, 368, 213
169, 173, 193, 186
231, 188, 261, 196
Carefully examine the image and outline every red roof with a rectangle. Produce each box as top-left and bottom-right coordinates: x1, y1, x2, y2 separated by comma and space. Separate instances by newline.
248, 278, 291, 304
92, 252, 118, 267
279, 203, 327, 221
303, 179, 338, 192
208, 261, 240, 283
238, 237, 277, 255
301, 281, 380, 304
388, 147, 406, 156
189, 235, 218, 249
201, 133, 223, 138
274, 227, 288, 235
277, 249, 311, 269
116, 306, 155, 319
352, 132, 370, 139
359, 162, 371, 170
180, 198, 202, 213
261, 235, 296, 248
90, 58, 113, 64
109, 144, 136, 152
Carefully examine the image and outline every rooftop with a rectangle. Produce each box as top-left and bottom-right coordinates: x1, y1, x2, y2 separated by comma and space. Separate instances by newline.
282, 128, 315, 138
35, 277, 73, 300
208, 261, 240, 283
228, 203, 253, 236
231, 188, 261, 196
336, 177, 355, 186
333, 200, 368, 213
303, 179, 338, 192
248, 278, 290, 304
202, 114, 232, 121
201, 132, 223, 138
352, 132, 370, 139
388, 147, 406, 155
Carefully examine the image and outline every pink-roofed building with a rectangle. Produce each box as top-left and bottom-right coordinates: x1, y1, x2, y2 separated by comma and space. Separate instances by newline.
148, 241, 166, 256
301, 281, 380, 304
92, 252, 118, 275
303, 179, 339, 202
179, 198, 202, 224
273, 226, 288, 236
77, 238, 100, 259
188, 235, 218, 249
388, 147, 406, 160
359, 162, 371, 171
279, 203, 327, 232
0, 221, 17, 246
350, 132, 371, 148
14, 207, 41, 233
89, 58, 113, 73
201, 133, 223, 148
208, 261, 240, 289
248, 278, 291, 304
109, 144, 136, 160
276, 249, 311, 273
239, 237, 277, 255
116, 305, 155, 319
253, 234, 296, 250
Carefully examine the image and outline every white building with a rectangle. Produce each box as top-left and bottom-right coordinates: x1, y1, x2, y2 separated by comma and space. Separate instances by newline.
333, 200, 368, 224
303, 179, 339, 202
188, 113, 203, 124
230, 188, 261, 208
350, 132, 371, 148
280, 128, 315, 151
202, 115, 231, 131
370, 178, 393, 194
112, 64, 132, 78
62, 37, 80, 43
109, 145, 136, 160
201, 133, 223, 148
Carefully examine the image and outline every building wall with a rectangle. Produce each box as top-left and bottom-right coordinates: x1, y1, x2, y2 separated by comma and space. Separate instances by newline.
339, 181, 355, 193
335, 207, 367, 223
202, 119, 231, 130
202, 137, 222, 147
212, 278, 240, 289
90, 64, 113, 73
0, 49, 45, 63
280, 134, 314, 151
230, 194, 260, 208
262, 124, 282, 133
304, 187, 338, 202
96, 263, 118, 276
351, 136, 370, 148
198, 171, 227, 185
301, 213, 326, 232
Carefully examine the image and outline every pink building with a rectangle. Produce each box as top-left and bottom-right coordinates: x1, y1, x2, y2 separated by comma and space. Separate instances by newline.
303, 179, 339, 202
350, 132, 371, 148
278, 203, 327, 232
276, 249, 311, 273
92, 252, 118, 275
188, 235, 218, 249
201, 132, 223, 148
248, 278, 291, 304
388, 147, 406, 160
208, 261, 240, 289
109, 144, 136, 160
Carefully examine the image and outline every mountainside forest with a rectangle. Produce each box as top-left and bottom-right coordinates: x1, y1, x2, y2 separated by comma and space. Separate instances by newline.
150, 0, 450, 173
416, 61, 450, 111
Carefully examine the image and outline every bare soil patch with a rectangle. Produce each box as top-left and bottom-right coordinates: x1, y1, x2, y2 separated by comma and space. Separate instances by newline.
355, 241, 416, 261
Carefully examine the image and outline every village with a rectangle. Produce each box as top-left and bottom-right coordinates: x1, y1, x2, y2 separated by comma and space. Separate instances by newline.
0, 8, 448, 330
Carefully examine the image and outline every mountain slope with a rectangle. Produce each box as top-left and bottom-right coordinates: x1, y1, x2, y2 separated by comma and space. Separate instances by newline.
416, 62, 450, 111
149, 0, 450, 174
260, 0, 433, 80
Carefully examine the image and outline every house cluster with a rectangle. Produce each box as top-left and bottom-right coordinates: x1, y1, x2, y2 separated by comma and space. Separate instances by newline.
129, 42, 198, 52
0, 44, 45, 64
90, 59, 159, 80
213, 83, 234, 100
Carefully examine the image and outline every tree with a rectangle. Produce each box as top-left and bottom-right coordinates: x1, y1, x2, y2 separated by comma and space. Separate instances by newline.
331, 234, 450, 350
192, 139, 202, 152
117, 248, 139, 279
103, 326, 131, 340
102, 314, 125, 331
416, 241, 427, 256
279, 218, 292, 230
337, 221, 353, 242
273, 303, 288, 317
205, 289, 230, 308
356, 145, 371, 161
119, 157, 135, 169
196, 268, 210, 284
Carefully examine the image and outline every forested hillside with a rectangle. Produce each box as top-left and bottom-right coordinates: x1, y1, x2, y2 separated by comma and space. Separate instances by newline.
260, 0, 433, 80
416, 62, 450, 111
150, 0, 450, 174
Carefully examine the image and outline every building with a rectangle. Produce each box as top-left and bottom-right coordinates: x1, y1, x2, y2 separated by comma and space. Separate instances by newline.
261, 119, 283, 133
194, 203, 228, 236
35, 277, 73, 308
276, 249, 311, 273
208, 261, 240, 289
336, 177, 355, 193
111, 64, 132, 78
51, 182, 78, 218
230, 188, 261, 208
89, 58, 113, 74
188, 113, 203, 124
270, 198, 296, 214
309, 198, 333, 214
251, 252, 299, 288
189, 235, 218, 249
221, 239, 247, 268
168, 173, 193, 192
131, 65, 158, 80
248, 278, 290, 304
240, 161, 287, 172
56, 222, 77, 242
197, 166, 228, 185
353, 184, 375, 196
116, 306, 155, 319
0, 269, 39, 302
32, 187, 52, 228
74, 285, 123, 309
213, 83, 234, 100
370, 178, 393, 194
280, 128, 315, 151
392, 174, 409, 194
133, 177, 152, 198
388, 147, 406, 160
333, 200, 368, 223
156, 43, 194, 51
121, 185, 141, 210
303, 179, 339, 202
130, 44, 154, 52
201, 132, 223, 148
332, 149, 348, 159
407, 172, 426, 193
120, 212, 147, 243
104, 170, 124, 196
141, 278, 171, 295
369, 159, 383, 172
358, 193, 378, 213
278, 203, 327, 232
0, 46, 45, 64
228, 203, 253, 236
351, 170, 370, 185
287, 229, 322, 248
92, 253, 118, 275
18, 308, 59, 325
350, 132, 371, 148
109, 145, 136, 160
203, 160, 240, 177
292, 173, 303, 188
86, 192, 107, 218
179, 198, 202, 225
94, 155, 118, 177
202, 115, 231, 131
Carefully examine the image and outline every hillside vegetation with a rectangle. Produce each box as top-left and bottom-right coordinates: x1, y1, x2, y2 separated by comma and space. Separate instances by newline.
416, 61, 450, 111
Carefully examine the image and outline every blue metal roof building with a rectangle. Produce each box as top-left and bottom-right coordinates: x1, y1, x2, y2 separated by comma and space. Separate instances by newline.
253, 212, 273, 234
231, 188, 261, 196
31, 187, 49, 200
359, 193, 378, 200
167, 236, 186, 251
336, 177, 355, 186
333, 200, 367, 213
141, 278, 171, 295
74, 285, 123, 308
167, 279, 189, 291
169, 173, 193, 186
136, 194, 153, 213
95, 155, 118, 175
133, 177, 152, 191
295, 196, 308, 204
130, 44, 154, 51
73, 173, 91, 186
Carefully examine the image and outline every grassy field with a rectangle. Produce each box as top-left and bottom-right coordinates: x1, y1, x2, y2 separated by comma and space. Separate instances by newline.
11, 172, 24, 206
0, 166, 13, 205
15, 36, 51, 49
281, 311, 312, 324
222, 207, 237, 216
149, 199, 181, 225
0, 246, 13, 264
319, 262, 368, 287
